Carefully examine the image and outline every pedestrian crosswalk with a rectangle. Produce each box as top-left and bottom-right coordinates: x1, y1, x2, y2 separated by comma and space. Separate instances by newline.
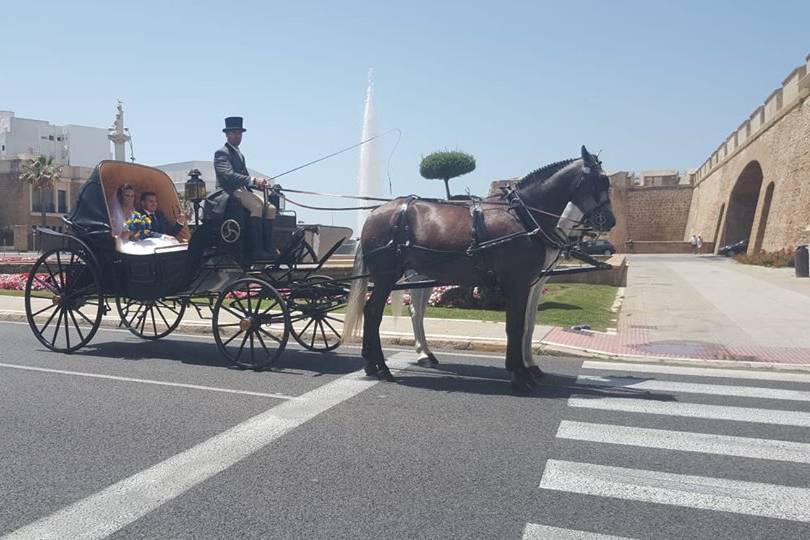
523, 360, 810, 538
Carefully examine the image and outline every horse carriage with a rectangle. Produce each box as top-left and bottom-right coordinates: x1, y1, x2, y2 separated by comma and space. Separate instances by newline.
24, 161, 352, 369
24, 146, 616, 391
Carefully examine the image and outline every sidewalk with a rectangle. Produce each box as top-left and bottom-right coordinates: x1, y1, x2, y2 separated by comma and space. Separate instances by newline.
545, 255, 810, 367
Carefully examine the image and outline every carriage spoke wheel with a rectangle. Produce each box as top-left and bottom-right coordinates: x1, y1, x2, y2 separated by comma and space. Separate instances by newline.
213, 277, 289, 370
289, 275, 347, 352
116, 297, 186, 340
24, 248, 103, 353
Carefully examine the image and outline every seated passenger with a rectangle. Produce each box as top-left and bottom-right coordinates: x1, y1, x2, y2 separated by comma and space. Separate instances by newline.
109, 183, 138, 241
138, 191, 186, 239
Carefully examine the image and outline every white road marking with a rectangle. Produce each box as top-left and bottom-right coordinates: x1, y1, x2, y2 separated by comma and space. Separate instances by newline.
3, 353, 414, 540
568, 396, 810, 427
575, 375, 810, 402
539, 460, 810, 523
556, 421, 810, 463
581, 360, 810, 383
523, 523, 634, 539
0, 362, 298, 401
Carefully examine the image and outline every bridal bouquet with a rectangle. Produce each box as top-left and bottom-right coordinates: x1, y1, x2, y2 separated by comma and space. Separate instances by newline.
125, 213, 153, 241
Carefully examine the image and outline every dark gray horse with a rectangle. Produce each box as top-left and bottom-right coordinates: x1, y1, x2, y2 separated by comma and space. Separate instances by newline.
343, 147, 615, 391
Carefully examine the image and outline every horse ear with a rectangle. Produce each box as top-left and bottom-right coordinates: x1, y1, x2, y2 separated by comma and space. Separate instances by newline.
581, 145, 593, 165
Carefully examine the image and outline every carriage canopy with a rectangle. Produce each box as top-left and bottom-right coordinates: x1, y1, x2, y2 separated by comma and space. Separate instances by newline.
67, 161, 188, 239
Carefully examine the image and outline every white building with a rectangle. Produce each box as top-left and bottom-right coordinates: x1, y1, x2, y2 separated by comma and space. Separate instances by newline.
156, 160, 270, 194
0, 111, 111, 167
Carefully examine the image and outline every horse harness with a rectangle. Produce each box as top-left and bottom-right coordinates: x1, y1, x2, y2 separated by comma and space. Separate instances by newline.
365, 187, 575, 287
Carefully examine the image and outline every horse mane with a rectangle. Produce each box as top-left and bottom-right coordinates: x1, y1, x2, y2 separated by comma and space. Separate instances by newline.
516, 158, 577, 189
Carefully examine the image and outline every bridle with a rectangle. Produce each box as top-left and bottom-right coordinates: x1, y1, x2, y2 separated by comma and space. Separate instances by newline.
570, 166, 612, 228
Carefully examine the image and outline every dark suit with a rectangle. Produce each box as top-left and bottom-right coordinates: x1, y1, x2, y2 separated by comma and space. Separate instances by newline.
214, 143, 251, 192
142, 210, 182, 237
210, 143, 273, 220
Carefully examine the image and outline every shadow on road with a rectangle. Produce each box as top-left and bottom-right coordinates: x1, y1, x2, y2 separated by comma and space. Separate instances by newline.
393, 361, 678, 401
70, 335, 365, 376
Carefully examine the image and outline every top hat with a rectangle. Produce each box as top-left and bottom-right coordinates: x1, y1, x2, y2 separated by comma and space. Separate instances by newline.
223, 116, 246, 133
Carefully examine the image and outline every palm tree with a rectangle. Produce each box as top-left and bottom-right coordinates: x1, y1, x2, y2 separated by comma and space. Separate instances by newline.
20, 155, 62, 247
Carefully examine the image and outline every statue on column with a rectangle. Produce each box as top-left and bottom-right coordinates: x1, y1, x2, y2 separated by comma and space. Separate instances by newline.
108, 100, 131, 161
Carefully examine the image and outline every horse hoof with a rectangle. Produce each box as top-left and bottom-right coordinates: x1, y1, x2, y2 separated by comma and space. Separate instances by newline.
527, 366, 544, 380
364, 363, 379, 377
379, 369, 397, 383
511, 372, 536, 393
416, 356, 440, 368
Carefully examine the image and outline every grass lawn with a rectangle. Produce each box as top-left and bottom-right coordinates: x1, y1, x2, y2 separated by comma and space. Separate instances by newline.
383, 283, 619, 330
0, 290, 24, 297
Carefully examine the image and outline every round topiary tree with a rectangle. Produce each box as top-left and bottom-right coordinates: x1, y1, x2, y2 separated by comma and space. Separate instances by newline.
419, 150, 476, 199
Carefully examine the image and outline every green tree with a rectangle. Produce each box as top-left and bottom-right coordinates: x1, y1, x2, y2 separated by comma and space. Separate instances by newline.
20, 155, 62, 244
419, 150, 476, 199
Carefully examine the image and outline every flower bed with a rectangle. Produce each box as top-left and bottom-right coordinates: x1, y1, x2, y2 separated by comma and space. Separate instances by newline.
0, 273, 42, 291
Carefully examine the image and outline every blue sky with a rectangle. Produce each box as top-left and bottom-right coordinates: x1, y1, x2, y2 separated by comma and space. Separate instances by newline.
2, 1, 808, 227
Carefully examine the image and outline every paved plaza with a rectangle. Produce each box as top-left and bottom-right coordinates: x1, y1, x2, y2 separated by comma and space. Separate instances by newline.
547, 254, 810, 365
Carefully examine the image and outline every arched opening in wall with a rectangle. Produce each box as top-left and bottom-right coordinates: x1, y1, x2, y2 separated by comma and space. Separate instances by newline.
723, 161, 764, 250
713, 203, 725, 252
752, 182, 775, 252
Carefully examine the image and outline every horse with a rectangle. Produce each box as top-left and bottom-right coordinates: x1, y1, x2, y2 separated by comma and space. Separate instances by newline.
342, 146, 615, 391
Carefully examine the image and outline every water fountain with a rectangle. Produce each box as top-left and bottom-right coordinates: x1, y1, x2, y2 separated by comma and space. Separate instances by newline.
356, 69, 380, 238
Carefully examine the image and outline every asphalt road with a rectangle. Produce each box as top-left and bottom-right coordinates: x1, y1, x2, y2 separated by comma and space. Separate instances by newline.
1, 321, 809, 539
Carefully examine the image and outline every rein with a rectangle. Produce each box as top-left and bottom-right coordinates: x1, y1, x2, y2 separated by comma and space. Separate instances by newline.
275, 186, 590, 228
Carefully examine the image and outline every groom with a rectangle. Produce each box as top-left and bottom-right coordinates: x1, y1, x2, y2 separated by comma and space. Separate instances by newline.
140, 192, 185, 237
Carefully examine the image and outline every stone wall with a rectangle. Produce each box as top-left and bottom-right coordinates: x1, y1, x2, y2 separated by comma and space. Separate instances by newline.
605, 176, 693, 251
625, 185, 693, 241
624, 241, 715, 254
685, 54, 810, 253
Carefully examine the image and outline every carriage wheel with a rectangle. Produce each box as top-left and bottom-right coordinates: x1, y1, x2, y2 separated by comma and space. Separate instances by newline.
24, 248, 103, 353
213, 277, 289, 370
115, 297, 186, 340
289, 275, 347, 352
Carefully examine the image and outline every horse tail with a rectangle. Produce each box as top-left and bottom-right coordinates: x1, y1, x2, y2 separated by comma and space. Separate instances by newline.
341, 244, 367, 342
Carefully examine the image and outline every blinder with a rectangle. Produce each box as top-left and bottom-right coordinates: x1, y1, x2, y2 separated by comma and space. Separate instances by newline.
571, 168, 613, 230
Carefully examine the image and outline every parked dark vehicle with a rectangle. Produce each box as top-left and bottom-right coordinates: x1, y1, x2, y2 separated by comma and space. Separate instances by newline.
718, 239, 748, 256
580, 239, 616, 256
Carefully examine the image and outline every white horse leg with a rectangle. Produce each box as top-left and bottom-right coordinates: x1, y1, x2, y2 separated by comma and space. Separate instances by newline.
523, 249, 561, 378
522, 278, 546, 369
409, 286, 438, 367
400, 270, 439, 367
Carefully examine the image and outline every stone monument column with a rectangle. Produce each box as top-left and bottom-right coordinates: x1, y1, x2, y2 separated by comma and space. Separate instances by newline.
108, 101, 131, 161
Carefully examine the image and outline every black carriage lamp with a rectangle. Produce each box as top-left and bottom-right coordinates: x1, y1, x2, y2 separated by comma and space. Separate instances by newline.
184, 169, 207, 226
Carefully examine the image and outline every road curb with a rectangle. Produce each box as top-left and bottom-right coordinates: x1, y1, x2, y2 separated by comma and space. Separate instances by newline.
3, 310, 809, 372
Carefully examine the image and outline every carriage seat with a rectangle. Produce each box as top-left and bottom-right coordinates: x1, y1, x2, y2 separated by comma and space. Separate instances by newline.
114, 235, 188, 256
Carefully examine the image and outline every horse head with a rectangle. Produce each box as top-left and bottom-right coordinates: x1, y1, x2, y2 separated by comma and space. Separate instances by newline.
569, 146, 616, 232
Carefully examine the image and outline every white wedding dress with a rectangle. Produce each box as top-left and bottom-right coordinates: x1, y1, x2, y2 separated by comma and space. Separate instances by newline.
109, 196, 185, 255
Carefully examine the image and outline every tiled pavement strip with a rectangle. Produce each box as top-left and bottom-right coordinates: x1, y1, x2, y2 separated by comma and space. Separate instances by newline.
2, 254, 810, 367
